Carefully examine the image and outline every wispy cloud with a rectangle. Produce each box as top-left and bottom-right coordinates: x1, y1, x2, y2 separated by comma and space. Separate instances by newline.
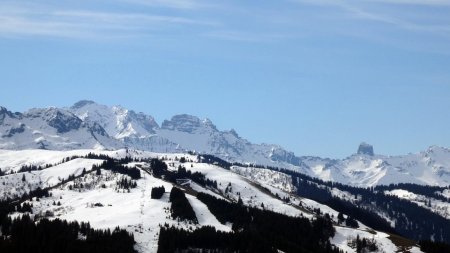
0, 3, 217, 39
291, 0, 450, 36
121, 0, 214, 9
204, 30, 290, 42
294, 0, 450, 7
354, 8, 450, 36
0, 16, 91, 39
364, 0, 450, 6
53, 10, 216, 26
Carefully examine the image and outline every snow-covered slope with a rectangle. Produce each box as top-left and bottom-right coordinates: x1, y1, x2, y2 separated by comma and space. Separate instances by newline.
0, 149, 425, 253
0, 106, 120, 150
69, 100, 158, 139
2, 101, 450, 187
309, 145, 450, 187
0, 101, 302, 168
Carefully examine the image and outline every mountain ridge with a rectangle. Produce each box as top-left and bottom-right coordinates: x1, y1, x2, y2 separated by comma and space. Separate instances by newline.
1, 100, 450, 187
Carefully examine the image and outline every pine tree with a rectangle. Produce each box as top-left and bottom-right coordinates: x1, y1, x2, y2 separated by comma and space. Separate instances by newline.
237, 196, 243, 205
338, 212, 345, 224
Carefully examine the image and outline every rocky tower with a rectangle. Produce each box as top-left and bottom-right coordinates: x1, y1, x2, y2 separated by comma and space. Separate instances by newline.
357, 142, 374, 156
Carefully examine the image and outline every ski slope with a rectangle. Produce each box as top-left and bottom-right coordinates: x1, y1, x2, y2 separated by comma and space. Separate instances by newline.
1, 149, 427, 252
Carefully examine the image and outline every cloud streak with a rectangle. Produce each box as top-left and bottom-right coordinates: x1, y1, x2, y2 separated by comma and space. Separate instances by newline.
364, 0, 450, 6
204, 30, 290, 42
121, 0, 215, 9
291, 0, 450, 36
0, 3, 217, 39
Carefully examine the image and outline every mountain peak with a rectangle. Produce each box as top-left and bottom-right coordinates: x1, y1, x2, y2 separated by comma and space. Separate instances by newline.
424, 145, 450, 156
0, 106, 19, 122
202, 118, 217, 130
357, 142, 374, 156
25, 107, 83, 134
0, 106, 14, 117
161, 114, 217, 133
71, 100, 97, 109
229, 128, 239, 138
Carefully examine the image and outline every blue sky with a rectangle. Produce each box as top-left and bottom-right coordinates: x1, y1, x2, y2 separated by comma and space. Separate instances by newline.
1, 0, 450, 158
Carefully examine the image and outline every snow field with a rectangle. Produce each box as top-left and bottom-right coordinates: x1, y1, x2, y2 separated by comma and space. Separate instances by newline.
1, 150, 433, 253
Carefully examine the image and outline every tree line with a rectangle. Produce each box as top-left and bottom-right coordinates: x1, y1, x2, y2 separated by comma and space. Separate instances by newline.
151, 186, 165, 199
93, 159, 141, 180
178, 192, 343, 253
196, 154, 450, 251
0, 200, 136, 253
375, 183, 450, 203
150, 158, 218, 189
169, 187, 197, 224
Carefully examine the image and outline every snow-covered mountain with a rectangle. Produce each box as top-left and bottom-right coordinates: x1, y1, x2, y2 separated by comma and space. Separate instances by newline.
69, 100, 158, 139
68, 101, 297, 165
0, 106, 119, 150
309, 144, 450, 187
1, 101, 450, 187
0, 149, 430, 253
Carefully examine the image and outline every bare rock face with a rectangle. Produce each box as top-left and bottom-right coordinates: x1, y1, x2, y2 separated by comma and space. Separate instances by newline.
161, 114, 217, 133
357, 142, 374, 156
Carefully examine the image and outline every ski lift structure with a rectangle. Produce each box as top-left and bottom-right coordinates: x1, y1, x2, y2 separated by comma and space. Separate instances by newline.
176, 178, 191, 187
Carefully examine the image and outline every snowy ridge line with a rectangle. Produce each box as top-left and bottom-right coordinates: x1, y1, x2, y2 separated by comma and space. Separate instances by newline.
384, 189, 450, 219
2, 101, 450, 187
6, 161, 102, 205
1, 150, 430, 252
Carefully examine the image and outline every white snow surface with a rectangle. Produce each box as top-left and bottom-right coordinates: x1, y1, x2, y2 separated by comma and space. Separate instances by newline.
386, 189, 450, 219
231, 166, 295, 193
0, 157, 103, 199
186, 194, 231, 232
25, 168, 230, 253
331, 226, 423, 253
3, 102, 450, 187
68, 101, 158, 139
1, 149, 430, 253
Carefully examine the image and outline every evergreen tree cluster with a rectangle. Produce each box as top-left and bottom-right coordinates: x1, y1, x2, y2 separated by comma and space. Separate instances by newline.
420, 240, 450, 253
15, 202, 33, 213
295, 178, 393, 232
12, 154, 113, 175
69, 153, 126, 161
344, 215, 358, 228
158, 225, 279, 253
149, 158, 218, 189
0, 215, 136, 253
278, 167, 450, 243
192, 192, 340, 253
82, 153, 148, 165
169, 187, 198, 224
177, 165, 218, 189
9, 187, 51, 204
149, 158, 168, 179
83, 153, 114, 160
375, 183, 450, 203
116, 177, 137, 190
17, 164, 46, 173
347, 235, 378, 253
151, 186, 165, 199
197, 154, 231, 170
93, 159, 141, 180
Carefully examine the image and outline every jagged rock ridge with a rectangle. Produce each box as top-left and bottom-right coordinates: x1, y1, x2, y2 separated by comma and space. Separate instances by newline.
1, 101, 450, 187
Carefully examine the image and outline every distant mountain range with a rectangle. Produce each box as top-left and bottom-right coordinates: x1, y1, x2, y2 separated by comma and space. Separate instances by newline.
1, 100, 450, 187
